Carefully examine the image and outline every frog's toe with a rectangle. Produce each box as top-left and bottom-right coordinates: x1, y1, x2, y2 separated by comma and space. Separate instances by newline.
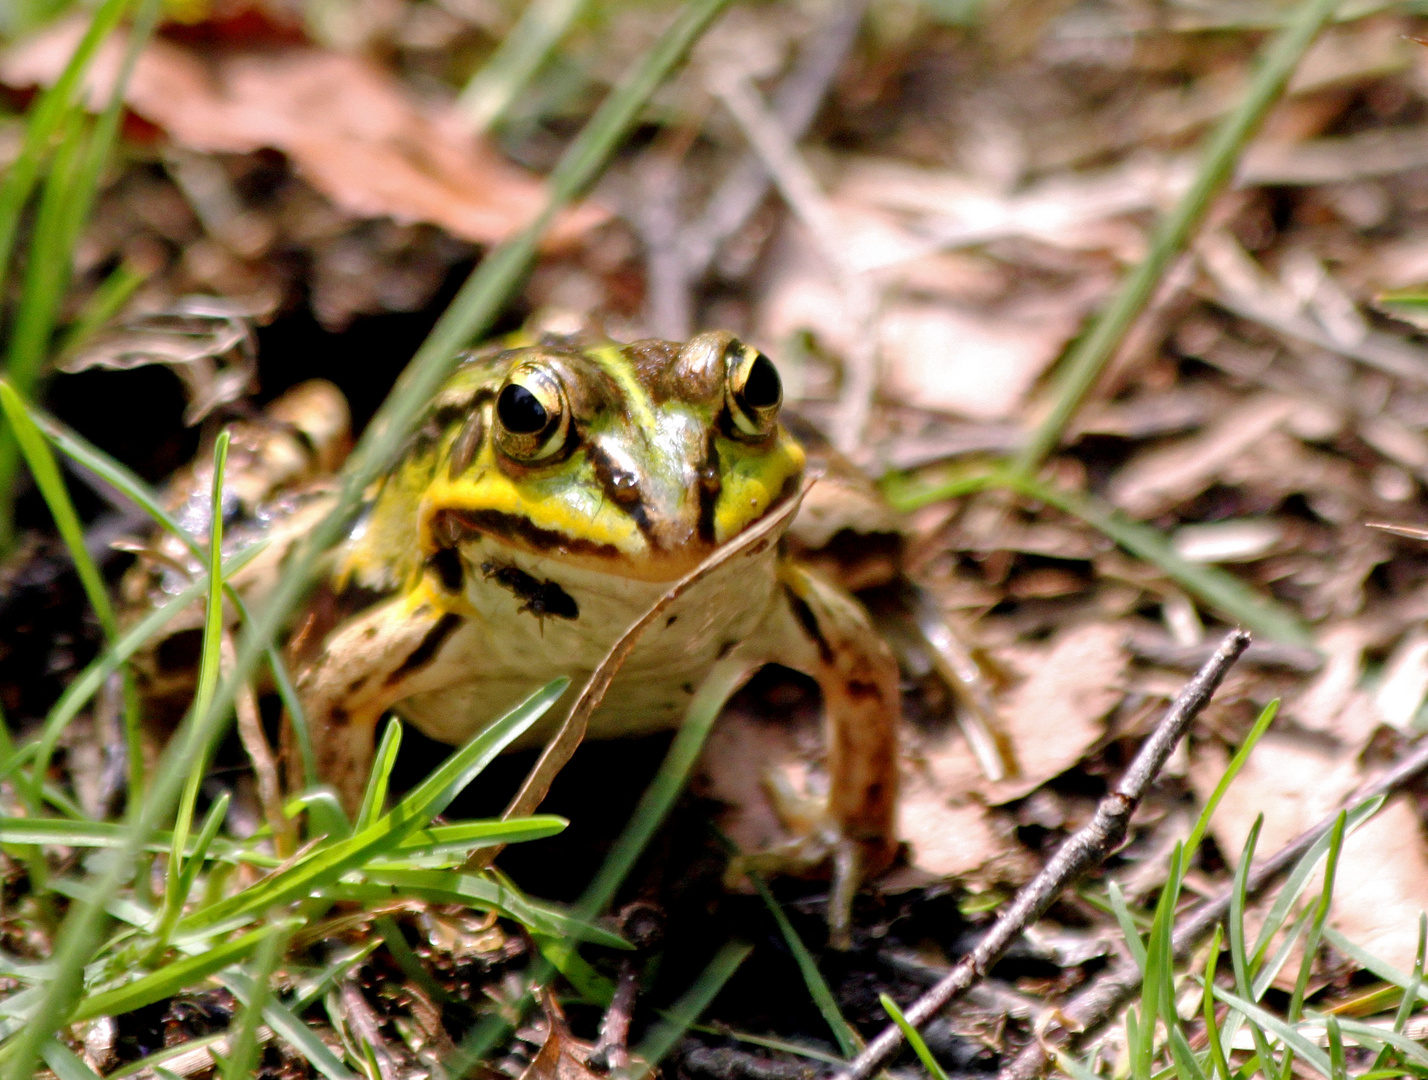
725, 821, 863, 949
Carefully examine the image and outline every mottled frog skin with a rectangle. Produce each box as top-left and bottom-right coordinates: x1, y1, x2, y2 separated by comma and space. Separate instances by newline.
125, 330, 901, 912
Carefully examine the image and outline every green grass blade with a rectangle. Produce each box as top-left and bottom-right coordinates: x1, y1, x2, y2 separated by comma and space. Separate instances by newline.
633, 940, 753, 1076
355, 717, 401, 832
1327, 1015, 1345, 1080
1330, 1015, 1428, 1068
40, 1038, 102, 1080
0, 0, 131, 308
269, 647, 318, 791
1228, 816, 1277, 1074
24, 398, 201, 559
149, 792, 229, 956
1186, 700, 1277, 859
1136, 843, 1185, 1080
0, 381, 119, 637
1211, 986, 1333, 1077
750, 870, 860, 1057
1322, 926, 1428, 1008
577, 656, 752, 919
342, 868, 625, 946
1391, 913, 1426, 1039
168, 430, 230, 904
1252, 796, 1384, 963
221, 923, 286, 1080
1202, 926, 1233, 1080
1011, 0, 1348, 475
1108, 880, 1148, 973
1287, 813, 1347, 1024
880, 993, 949, 1080
57, 259, 148, 359
1006, 476, 1311, 645
175, 679, 565, 935
220, 971, 358, 1080
457, 0, 588, 134
72, 920, 295, 1023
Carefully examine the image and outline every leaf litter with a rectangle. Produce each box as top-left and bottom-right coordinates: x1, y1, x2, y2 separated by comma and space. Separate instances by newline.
11, 0, 1428, 1077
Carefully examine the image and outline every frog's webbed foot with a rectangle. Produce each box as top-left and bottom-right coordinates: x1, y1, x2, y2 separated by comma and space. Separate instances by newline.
722, 562, 901, 948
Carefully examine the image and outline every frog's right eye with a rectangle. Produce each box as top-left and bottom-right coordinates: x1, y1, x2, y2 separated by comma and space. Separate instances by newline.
495, 366, 570, 462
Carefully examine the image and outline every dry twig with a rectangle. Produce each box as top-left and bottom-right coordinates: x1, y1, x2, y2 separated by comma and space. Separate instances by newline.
836, 629, 1252, 1080
998, 724, 1428, 1080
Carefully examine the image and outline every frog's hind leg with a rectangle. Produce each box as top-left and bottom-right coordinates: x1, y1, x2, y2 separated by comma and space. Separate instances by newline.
735, 560, 900, 945
289, 594, 469, 815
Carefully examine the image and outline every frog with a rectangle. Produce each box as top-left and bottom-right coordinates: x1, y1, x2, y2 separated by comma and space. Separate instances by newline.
121, 329, 902, 931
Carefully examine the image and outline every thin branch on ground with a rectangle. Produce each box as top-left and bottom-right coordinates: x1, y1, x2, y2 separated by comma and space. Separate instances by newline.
591, 961, 639, 1072
997, 724, 1428, 1080
836, 629, 1252, 1080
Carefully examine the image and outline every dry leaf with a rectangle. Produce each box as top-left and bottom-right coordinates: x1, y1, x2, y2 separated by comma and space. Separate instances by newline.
0, 21, 603, 247
913, 624, 1129, 807
520, 993, 604, 1080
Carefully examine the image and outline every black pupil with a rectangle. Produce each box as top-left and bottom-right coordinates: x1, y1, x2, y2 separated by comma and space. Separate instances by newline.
498, 384, 549, 434
741, 353, 781, 410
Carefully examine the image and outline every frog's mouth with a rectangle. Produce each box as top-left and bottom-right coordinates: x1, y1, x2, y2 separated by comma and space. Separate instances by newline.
426, 471, 801, 583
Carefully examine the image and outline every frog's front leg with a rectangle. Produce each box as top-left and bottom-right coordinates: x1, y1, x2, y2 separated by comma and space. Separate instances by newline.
291, 593, 470, 814
734, 559, 901, 942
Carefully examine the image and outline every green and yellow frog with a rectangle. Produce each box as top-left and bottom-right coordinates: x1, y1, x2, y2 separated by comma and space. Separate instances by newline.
123, 330, 902, 927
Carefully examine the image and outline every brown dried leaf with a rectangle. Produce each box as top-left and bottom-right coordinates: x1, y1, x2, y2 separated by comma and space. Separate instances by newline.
520, 994, 603, 1080
0, 21, 603, 247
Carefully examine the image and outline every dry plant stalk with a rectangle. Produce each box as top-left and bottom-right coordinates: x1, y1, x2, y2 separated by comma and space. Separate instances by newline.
838, 629, 1252, 1080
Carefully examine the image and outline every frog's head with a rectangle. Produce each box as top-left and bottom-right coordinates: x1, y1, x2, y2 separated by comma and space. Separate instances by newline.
413, 331, 806, 582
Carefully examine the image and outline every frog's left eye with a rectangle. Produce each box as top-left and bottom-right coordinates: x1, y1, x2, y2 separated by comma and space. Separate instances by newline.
725, 344, 782, 438
495, 366, 570, 462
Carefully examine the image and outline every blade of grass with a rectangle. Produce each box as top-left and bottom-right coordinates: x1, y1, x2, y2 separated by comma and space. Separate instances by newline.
3, 1, 730, 1070
57, 258, 148, 358
72, 920, 296, 1023
355, 718, 401, 832
1252, 796, 1385, 963
40, 1039, 102, 1080
219, 971, 358, 1080
0, 379, 138, 803
749, 869, 860, 1057
0, 0, 131, 307
879, 994, 948, 1080
174, 679, 565, 935
1108, 880, 1148, 973
1202, 925, 1233, 1080
0, 381, 119, 638
1211, 985, 1334, 1077
1186, 700, 1277, 858
632, 941, 753, 1076
457, 0, 589, 134
1228, 816, 1278, 1076
1287, 813, 1347, 1023
1010, 0, 1347, 476
221, 923, 287, 1080
0, 0, 160, 550
166, 429, 231, 915
148, 793, 229, 958
1006, 475, 1311, 646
